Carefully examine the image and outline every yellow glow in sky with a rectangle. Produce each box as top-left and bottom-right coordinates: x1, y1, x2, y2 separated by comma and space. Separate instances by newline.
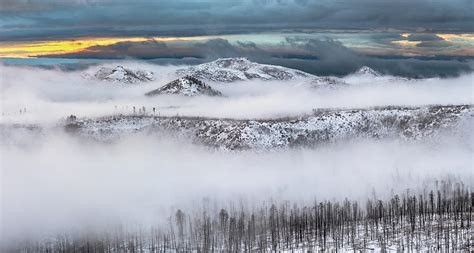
391, 40, 421, 47
1, 33, 472, 58
400, 33, 410, 38
393, 33, 474, 48
436, 33, 474, 41
0, 36, 208, 58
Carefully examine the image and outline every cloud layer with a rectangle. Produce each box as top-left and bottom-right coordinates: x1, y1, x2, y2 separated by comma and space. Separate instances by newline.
2, 127, 473, 243
1, 60, 473, 244
1, 0, 473, 41
39, 38, 473, 77
1, 63, 473, 123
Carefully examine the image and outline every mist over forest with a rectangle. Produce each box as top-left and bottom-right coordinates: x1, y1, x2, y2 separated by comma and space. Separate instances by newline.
1, 0, 473, 251
1, 60, 473, 251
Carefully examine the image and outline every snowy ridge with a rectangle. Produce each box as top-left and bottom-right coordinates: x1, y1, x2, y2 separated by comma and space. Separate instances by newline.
349, 66, 412, 83
176, 58, 309, 82
354, 66, 382, 77
88, 66, 154, 84
176, 58, 345, 86
145, 76, 222, 97
65, 105, 472, 150
310, 76, 347, 87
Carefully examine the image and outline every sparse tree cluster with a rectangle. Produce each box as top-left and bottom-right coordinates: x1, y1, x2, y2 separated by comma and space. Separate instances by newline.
5, 181, 473, 252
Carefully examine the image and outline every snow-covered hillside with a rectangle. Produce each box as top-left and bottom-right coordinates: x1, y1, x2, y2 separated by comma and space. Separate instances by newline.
347, 66, 411, 83
176, 58, 345, 86
354, 66, 382, 77
88, 66, 154, 84
176, 58, 308, 82
145, 76, 222, 97
65, 105, 472, 150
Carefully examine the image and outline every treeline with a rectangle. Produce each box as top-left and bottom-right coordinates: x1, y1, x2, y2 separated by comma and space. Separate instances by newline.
6, 181, 473, 252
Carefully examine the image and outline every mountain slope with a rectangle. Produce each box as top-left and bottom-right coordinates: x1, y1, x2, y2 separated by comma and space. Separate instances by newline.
145, 76, 222, 96
354, 66, 382, 77
176, 58, 344, 86
348, 66, 411, 83
65, 105, 472, 150
91, 66, 154, 84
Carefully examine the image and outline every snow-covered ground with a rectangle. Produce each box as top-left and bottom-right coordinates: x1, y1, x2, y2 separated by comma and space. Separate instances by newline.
63, 105, 472, 150
145, 76, 222, 96
175, 57, 312, 82
83, 65, 154, 84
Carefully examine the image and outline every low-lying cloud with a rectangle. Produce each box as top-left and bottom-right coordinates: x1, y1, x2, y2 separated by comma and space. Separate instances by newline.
1, 62, 473, 244
44, 38, 473, 77
1, 130, 472, 243
0, 63, 472, 124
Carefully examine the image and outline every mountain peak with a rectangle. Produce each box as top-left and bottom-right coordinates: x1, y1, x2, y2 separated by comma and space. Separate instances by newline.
176, 58, 311, 82
113, 65, 126, 71
212, 57, 251, 69
355, 66, 381, 77
92, 66, 154, 84
145, 76, 222, 97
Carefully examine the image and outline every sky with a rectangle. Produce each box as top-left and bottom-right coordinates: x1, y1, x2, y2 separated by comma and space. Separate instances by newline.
0, 0, 473, 77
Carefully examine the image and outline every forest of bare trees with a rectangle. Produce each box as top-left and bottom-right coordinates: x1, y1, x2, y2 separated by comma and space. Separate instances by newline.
6, 180, 473, 252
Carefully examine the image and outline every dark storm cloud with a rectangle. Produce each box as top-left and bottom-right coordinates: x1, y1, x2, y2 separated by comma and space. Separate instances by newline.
0, 0, 90, 12
416, 41, 452, 48
276, 38, 472, 77
191, 39, 270, 59
402, 34, 453, 48
48, 39, 271, 59
43, 38, 472, 78
1, 0, 473, 41
80, 39, 170, 58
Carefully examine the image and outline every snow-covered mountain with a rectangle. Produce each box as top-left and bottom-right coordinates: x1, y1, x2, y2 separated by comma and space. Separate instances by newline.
90, 66, 154, 84
65, 105, 471, 150
354, 66, 382, 77
176, 58, 345, 86
348, 66, 412, 83
145, 76, 222, 97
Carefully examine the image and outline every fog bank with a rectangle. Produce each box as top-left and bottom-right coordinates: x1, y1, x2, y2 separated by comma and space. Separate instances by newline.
1, 63, 473, 124
1, 131, 473, 242
1, 62, 473, 244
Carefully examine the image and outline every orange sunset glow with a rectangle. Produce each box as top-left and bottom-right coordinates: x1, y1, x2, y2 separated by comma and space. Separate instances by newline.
392, 33, 474, 48
0, 36, 209, 58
